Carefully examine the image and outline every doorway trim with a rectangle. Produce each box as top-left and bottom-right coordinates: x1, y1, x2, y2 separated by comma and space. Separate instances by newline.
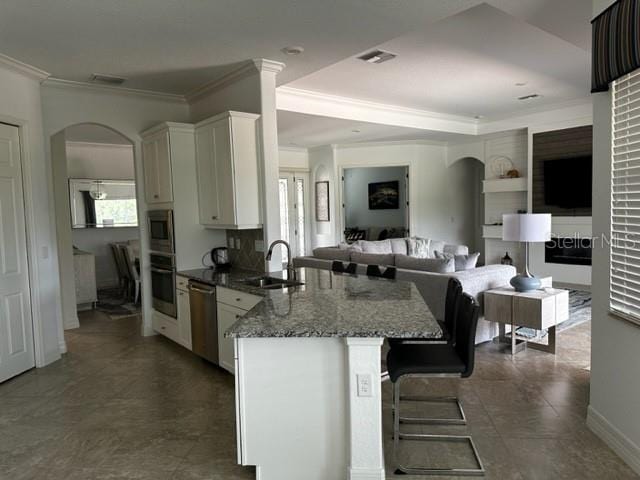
0, 114, 49, 367
337, 162, 413, 243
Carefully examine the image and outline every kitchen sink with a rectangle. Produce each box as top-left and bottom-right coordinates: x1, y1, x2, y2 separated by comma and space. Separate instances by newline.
242, 276, 304, 289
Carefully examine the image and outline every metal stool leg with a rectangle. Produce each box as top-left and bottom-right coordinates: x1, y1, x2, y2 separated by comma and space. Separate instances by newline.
393, 377, 485, 476
398, 395, 467, 426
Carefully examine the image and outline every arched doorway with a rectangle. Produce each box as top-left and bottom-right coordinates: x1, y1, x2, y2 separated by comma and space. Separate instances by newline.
51, 123, 141, 333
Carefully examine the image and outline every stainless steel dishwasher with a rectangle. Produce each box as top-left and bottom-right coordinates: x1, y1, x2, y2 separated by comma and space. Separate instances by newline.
188, 280, 219, 364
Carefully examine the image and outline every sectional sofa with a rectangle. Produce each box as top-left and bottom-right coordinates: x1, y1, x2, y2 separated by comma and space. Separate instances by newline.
293, 238, 516, 344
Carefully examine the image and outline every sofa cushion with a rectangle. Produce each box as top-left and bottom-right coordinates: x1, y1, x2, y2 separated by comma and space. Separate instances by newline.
359, 239, 393, 254
429, 240, 446, 257
395, 254, 454, 273
407, 237, 431, 258
435, 251, 480, 271
313, 247, 351, 262
390, 238, 408, 255
350, 251, 395, 266
443, 244, 469, 256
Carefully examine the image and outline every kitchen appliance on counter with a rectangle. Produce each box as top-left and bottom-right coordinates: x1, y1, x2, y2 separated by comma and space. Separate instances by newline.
148, 209, 174, 254
211, 247, 231, 271
150, 252, 176, 318
189, 280, 219, 364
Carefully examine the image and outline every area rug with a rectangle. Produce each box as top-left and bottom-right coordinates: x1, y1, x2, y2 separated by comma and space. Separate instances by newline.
516, 289, 591, 339
95, 287, 140, 319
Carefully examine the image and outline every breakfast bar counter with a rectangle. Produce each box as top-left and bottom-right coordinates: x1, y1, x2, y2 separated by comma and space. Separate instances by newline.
227, 267, 441, 480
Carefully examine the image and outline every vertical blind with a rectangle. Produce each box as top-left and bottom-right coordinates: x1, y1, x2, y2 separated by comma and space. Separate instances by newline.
611, 69, 640, 323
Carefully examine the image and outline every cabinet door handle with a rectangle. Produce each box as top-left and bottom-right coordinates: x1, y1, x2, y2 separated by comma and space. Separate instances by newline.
154, 194, 159, 198
212, 216, 217, 220
161, 326, 166, 330
235, 315, 240, 319
236, 298, 242, 302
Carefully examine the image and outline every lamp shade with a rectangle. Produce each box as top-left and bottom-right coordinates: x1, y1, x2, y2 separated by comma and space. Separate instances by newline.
502, 214, 551, 242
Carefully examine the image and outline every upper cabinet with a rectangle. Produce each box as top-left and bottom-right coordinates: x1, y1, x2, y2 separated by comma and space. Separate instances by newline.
195, 112, 261, 229
142, 128, 173, 204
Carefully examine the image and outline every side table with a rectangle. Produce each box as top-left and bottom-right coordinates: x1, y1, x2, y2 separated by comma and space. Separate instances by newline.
484, 285, 569, 355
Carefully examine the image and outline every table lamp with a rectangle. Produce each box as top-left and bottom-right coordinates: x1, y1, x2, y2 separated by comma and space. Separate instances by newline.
502, 213, 552, 292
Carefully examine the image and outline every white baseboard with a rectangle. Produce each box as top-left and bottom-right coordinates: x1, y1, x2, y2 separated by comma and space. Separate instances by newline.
348, 467, 385, 480
58, 338, 68, 354
587, 405, 640, 475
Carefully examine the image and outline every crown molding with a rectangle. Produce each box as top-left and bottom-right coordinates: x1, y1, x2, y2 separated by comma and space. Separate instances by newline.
278, 145, 309, 153
277, 86, 479, 136
43, 77, 186, 103
253, 58, 286, 74
65, 141, 133, 149
335, 139, 447, 150
0, 53, 49, 81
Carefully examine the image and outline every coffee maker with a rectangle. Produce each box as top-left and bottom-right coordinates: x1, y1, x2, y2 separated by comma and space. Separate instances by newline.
211, 247, 231, 271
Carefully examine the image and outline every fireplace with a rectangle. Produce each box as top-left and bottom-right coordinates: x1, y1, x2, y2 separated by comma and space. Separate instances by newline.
545, 237, 592, 266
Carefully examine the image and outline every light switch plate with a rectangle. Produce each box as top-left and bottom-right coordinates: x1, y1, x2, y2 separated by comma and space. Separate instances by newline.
235, 237, 241, 250
356, 374, 373, 397
254, 240, 264, 252
227, 236, 234, 249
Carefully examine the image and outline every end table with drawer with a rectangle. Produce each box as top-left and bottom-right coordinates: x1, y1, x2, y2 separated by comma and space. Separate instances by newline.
484, 285, 569, 355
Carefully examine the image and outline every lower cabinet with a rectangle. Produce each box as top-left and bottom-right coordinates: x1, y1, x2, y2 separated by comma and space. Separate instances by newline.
217, 303, 246, 374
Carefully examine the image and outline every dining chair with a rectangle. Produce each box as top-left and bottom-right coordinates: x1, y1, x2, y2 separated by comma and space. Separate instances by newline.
386, 293, 484, 476
119, 244, 140, 304
110, 243, 129, 297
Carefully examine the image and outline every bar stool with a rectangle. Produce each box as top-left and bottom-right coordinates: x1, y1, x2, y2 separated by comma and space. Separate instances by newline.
387, 293, 484, 476
331, 260, 357, 274
366, 264, 396, 279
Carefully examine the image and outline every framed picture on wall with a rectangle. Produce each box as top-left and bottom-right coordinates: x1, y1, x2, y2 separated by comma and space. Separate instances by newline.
368, 181, 399, 210
315, 181, 330, 222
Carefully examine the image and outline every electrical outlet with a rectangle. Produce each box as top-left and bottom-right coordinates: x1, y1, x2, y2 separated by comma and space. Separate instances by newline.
227, 236, 234, 249
255, 240, 264, 252
356, 374, 373, 397
235, 237, 241, 249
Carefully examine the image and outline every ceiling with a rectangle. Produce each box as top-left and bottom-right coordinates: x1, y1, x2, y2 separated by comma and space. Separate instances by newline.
65, 124, 132, 145
0, 0, 474, 94
277, 111, 474, 148
286, 3, 592, 118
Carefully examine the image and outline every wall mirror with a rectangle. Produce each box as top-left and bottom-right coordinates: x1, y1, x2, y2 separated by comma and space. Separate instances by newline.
69, 179, 138, 228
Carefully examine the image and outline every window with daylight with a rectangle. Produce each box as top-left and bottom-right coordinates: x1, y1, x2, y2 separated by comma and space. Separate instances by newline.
610, 69, 640, 325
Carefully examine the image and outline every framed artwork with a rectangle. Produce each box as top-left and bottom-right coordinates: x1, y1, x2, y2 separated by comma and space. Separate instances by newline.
315, 181, 330, 222
368, 181, 400, 210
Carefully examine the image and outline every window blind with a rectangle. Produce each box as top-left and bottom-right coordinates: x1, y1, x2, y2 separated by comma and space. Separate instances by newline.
611, 68, 640, 324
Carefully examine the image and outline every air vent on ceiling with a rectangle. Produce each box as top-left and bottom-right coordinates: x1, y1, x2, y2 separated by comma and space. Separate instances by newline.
90, 73, 127, 85
518, 93, 542, 101
357, 49, 397, 64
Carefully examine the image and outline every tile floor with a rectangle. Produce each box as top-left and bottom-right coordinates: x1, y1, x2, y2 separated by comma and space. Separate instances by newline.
0, 310, 636, 479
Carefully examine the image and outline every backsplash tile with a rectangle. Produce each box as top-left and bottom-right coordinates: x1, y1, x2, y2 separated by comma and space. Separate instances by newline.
226, 229, 265, 272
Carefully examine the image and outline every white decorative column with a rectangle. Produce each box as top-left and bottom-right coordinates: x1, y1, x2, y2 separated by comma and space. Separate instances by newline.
254, 59, 286, 272
346, 337, 386, 480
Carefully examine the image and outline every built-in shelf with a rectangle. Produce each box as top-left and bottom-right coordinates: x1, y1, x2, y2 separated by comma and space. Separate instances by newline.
482, 177, 528, 193
482, 225, 503, 239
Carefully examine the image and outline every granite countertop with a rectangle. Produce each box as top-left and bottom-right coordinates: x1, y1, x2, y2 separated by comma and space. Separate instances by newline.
218, 267, 441, 339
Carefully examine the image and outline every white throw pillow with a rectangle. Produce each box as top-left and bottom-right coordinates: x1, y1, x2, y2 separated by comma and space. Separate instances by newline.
435, 251, 480, 271
360, 239, 393, 254
407, 237, 431, 258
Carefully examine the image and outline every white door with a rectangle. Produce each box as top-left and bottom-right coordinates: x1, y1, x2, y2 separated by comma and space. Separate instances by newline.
279, 172, 310, 263
0, 123, 35, 383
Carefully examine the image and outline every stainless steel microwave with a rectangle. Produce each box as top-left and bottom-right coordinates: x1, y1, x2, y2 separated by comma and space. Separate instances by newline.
148, 209, 174, 254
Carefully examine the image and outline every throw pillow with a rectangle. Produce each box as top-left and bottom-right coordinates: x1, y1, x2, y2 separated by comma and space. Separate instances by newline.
395, 254, 455, 273
429, 240, 446, 258
360, 239, 393, 254
350, 251, 395, 266
435, 251, 480, 271
390, 238, 408, 255
407, 237, 431, 258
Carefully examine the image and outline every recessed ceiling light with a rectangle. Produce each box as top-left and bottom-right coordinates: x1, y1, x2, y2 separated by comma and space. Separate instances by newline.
357, 49, 397, 64
518, 93, 542, 101
352, 129, 361, 133
515, 82, 527, 87
281, 46, 304, 55
90, 73, 126, 85
474, 115, 483, 119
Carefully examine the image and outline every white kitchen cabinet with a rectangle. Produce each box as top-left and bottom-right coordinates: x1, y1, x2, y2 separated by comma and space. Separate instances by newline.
217, 286, 262, 375
195, 111, 261, 229
176, 275, 192, 350
142, 129, 173, 204
217, 302, 246, 374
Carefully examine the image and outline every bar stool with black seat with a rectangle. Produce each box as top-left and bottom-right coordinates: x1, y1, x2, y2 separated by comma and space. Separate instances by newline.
331, 260, 357, 274
387, 292, 484, 476
366, 264, 396, 279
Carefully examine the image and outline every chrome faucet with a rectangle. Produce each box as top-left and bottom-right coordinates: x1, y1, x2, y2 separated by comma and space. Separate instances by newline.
266, 240, 296, 280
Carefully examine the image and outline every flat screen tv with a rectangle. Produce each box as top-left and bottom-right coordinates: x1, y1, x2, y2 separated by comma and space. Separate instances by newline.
543, 157, 592, 209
